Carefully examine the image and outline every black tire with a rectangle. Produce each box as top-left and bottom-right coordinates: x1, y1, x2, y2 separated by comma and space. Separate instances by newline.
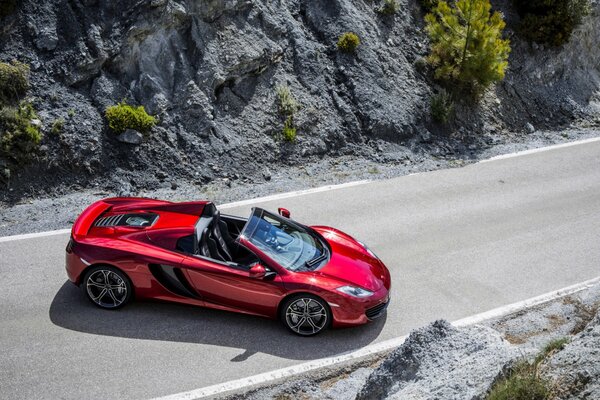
82, 265, 133, 310
280, 294, 331, 336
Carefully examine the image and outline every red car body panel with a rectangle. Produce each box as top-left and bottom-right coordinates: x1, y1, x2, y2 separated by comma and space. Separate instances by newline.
66, 198, 391, 328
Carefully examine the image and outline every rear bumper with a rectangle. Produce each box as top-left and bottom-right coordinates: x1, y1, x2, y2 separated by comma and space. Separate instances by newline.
66, 245, 88, 285
329, 286, 390, 328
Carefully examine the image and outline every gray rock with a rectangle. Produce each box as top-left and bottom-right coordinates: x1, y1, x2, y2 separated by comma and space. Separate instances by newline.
35, 26, 58, 51
116, 129, 144, 145
526, 123, 536, 134
262, 169, 271, 181
542, 311, 600, 400
357, 320, 525, 400
1, 0, 600, 201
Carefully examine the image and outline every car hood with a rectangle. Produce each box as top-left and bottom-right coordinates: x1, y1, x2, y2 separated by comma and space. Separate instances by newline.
311, 226, 387, 292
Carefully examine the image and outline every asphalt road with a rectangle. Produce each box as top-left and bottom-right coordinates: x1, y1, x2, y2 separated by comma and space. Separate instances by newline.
1, 140, 600, 399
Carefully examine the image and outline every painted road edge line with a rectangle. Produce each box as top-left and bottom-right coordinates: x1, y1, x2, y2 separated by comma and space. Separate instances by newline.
0, 228, 71, 243
150, 275, 600, 400
479, 136, 600, 163
0, 180, 371, 242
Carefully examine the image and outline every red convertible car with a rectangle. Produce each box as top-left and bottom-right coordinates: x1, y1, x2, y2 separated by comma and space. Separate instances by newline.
66, 197, 391, 336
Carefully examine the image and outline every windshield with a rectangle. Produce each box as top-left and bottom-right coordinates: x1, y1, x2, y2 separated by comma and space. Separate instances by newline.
239, 208, 328, 271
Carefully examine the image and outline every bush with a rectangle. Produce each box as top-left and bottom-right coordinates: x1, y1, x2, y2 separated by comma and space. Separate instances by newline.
275, 85, 299, 142
513, 0, 591, 46
0, 101, 42, 163
282, 116, 297, 142
431, 90, 454, 123
487, 363, 550, 400
486, 338, 569, 400
419, 0, 439, 11
425, 0, 511, 94
50, 118, 64, 136
276, 85, 299, 117
105, 101, 156, 134
0, 60, 29, 105
337, 32, 361, 53
378, 0, 399, 15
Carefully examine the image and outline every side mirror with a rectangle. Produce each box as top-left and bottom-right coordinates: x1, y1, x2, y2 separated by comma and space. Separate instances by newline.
278, 207, 291, 218
249, 263, 266, 279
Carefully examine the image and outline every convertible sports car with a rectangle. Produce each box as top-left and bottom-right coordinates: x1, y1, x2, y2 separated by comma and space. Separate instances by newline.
66, 197, 391, 336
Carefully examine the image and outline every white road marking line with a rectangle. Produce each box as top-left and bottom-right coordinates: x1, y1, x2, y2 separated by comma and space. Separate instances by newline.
479, 136, 600, 163
0, 228, 71, 243
150, 276, 600, 400
0, 180, 371, 242
218, 180, 371, 210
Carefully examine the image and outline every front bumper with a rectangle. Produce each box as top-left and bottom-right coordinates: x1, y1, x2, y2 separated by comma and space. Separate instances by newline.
329, 287, 390, 327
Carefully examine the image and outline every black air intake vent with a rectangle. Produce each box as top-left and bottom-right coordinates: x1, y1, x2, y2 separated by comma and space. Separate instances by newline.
95, 215, 124, 227
94, 213, 158, 228
149, 264, 199, 299
366, 300, 389, 320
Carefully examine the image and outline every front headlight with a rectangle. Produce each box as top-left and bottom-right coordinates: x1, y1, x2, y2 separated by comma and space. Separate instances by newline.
357, 240, 379, 259
336, 285, 374, 298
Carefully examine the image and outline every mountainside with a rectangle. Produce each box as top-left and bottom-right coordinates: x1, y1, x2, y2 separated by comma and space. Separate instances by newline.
0, 0, 599, 201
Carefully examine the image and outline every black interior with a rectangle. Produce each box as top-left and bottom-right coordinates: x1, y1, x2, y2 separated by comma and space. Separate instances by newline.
176, 206, 258, 267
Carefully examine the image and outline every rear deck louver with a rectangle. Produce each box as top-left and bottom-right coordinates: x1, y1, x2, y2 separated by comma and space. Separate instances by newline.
94, 215, 124, 227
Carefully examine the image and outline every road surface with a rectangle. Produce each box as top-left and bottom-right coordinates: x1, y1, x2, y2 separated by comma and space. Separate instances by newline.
1, 140, 600, 399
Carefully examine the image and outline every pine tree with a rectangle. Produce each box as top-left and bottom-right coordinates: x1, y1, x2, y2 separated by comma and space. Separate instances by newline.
425, 0, 511, 94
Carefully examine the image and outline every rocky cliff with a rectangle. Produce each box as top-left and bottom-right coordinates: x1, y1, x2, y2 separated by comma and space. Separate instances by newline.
0, 0, 598, 200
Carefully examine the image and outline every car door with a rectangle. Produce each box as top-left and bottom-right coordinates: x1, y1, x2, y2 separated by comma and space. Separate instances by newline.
180, 255, 287, 317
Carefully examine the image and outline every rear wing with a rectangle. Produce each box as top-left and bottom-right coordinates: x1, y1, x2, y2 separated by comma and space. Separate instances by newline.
71, 200, 112, 239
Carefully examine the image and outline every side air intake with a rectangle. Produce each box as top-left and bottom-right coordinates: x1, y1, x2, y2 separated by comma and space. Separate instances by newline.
148, 264, 199, 299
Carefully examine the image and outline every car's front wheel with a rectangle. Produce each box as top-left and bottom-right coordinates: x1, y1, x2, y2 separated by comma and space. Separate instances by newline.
83, 265, 132, 309
281, 294, 331, 336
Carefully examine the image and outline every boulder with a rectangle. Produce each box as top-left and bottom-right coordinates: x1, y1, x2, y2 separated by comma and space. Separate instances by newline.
116, 129, 143, 145
357, 320, 525, 400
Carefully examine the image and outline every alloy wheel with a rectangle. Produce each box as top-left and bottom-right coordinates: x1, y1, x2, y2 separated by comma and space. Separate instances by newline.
86, 269, 128, 309
285, 297, 328, 336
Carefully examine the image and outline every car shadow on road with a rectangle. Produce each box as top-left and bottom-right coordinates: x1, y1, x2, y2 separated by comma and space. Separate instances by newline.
49, 281, 387, 361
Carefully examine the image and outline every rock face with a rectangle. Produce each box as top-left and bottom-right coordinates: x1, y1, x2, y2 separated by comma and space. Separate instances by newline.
0, 0, 599, 198
356, 320, 525, 400
542, 311, 600, 400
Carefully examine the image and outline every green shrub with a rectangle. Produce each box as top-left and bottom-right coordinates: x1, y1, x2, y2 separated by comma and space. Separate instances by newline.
275, 85, 299, 142
487, 362, 550, 400
431, 90, 454, 123
0, 60, 29, 105
337, 32, 361, 53
419, 0, 439, 11
513, 0, 591, 46
425, 0, 511, 95
50, 118, 64, 136
535, 337, 570, 364
0, 101, 42, 163
105, 101, 156, 134
486, 338, 569, 400
0, 0, 17, 18
282, 116, 297, 142
378, 0, 399, 15
276, 85, 299, 117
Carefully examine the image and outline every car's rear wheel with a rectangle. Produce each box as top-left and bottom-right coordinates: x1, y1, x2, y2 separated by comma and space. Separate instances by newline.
281, 294, 331, 336
83, 265, 132, 309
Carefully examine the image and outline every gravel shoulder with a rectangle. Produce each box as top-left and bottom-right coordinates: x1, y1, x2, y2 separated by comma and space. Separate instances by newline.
1, 127, 599, 237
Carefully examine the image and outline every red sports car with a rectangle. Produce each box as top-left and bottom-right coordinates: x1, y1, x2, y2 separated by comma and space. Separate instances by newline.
66, 197, 391, 336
